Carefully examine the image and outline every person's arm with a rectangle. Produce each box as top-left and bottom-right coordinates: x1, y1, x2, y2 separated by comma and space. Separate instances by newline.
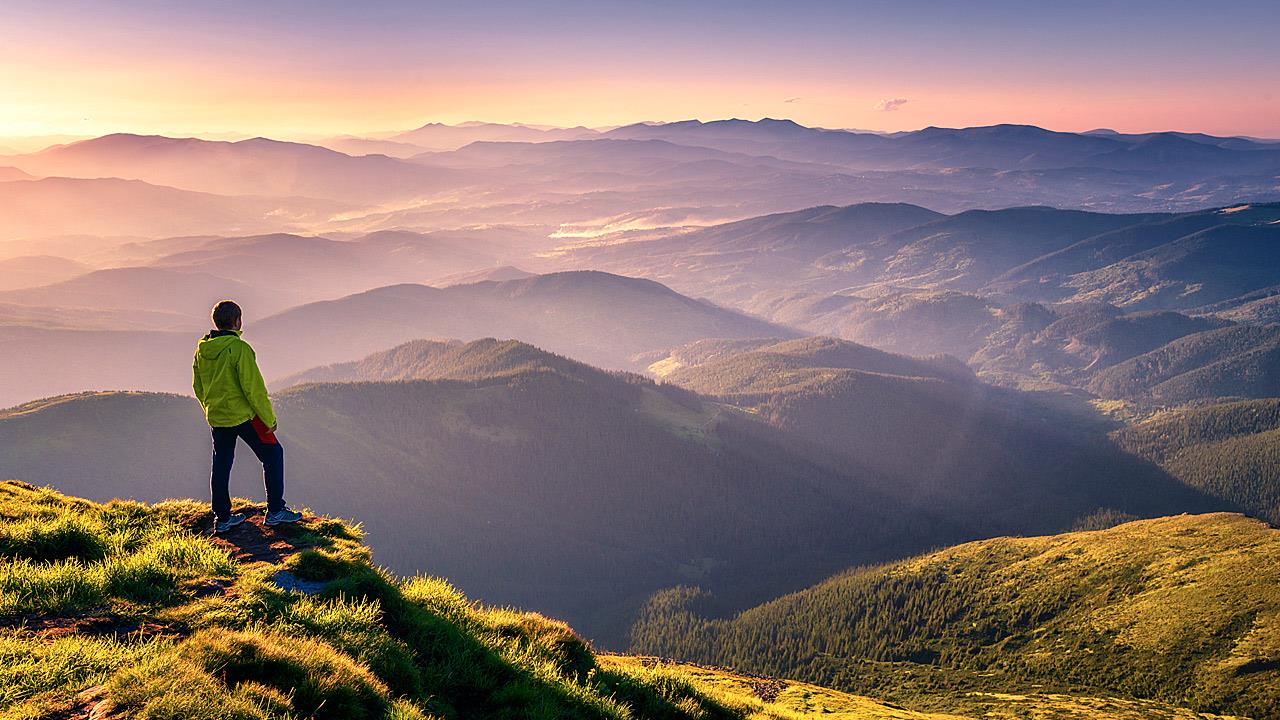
236, 343, 278, 429
192, 352, 207, 408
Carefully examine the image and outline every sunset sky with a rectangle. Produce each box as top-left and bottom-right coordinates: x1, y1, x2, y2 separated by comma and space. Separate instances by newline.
2, 0, 1277, 141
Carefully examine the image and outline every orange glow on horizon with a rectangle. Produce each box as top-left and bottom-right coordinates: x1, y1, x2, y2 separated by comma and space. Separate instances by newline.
3, 65, 1277, 143
2, 1, 1277, 143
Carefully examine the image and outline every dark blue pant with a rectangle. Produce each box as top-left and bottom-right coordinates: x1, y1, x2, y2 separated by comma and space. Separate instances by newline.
211, 418, 285, 520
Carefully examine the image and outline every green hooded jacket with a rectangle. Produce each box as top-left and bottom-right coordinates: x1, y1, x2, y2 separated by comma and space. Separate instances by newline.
192, 330, 277, 428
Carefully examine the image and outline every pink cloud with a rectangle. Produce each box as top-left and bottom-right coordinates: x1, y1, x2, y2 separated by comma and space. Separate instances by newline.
874, 97, 909, 112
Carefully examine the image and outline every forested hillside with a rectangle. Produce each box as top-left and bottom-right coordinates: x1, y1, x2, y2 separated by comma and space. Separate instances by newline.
1087, 325, 1280, 404
0, 484, 1242, 720
1115, 399, 1280, 524
631, 513, 1280, 719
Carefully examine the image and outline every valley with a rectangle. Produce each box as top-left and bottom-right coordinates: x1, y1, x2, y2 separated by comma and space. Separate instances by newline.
0, 482, 1252, 720
0, 336, 1236, 647
2, 118, 1279, 719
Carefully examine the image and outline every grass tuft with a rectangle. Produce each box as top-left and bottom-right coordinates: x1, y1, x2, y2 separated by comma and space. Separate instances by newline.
110, 628, 392, 720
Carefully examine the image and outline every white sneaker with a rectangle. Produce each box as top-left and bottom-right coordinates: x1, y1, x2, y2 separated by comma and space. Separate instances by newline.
264, 507, 303, 526
214, 513, 246, 534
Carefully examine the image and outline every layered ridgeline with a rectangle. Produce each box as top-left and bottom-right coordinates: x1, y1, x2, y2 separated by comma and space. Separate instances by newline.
0, 482, 1238, 720
10, 122, 1277, 244
7, 133, 461, 202
603, 120, 1280, 176
0, 339, 921, 646
750, 288, 1280, 404
563, 202, 1280, 310
0, 270, 792, 409
6, 201, 1280, 411
247, 271, 795, 378
270, 338, 616, 388
560, 202, 1280, 403
631, 513, 1280, 719
0, 338, 1224, 647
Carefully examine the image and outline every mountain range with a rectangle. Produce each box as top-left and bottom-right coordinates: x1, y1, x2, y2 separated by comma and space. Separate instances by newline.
4, 119, 1278, 247
7, 134, 463, 202
5, 114, 1280, 719
555, 201, 1280, 405
0, 176, 346, 241
246, 271, 793, 378
564, 201, 1280, 309
603, 119, 1280, 174
0, 337, 1227, 645
0, 271, 790, 408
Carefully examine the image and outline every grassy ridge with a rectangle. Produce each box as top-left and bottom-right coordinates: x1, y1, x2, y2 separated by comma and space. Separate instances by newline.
630, 514, 1280, 719
0, 480, 742, 720
601, 657, 1243, 720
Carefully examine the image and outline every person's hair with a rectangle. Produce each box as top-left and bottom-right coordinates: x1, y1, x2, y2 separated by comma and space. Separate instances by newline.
211, 300, 242, 330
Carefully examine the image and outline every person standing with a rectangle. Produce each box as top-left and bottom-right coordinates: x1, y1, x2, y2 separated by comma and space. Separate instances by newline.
192, 300, 303, 533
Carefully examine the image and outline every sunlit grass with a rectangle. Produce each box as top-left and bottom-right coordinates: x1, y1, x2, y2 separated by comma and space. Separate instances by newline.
0, 630, 161, 709
0, 480, 744, 720
0, 488, 235, 619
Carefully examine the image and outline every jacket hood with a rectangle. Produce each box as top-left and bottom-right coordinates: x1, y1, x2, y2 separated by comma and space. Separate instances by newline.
198, 330, 242, 359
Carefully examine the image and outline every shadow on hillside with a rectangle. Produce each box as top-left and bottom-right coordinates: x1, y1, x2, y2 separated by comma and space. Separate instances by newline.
199, 506, 325, 565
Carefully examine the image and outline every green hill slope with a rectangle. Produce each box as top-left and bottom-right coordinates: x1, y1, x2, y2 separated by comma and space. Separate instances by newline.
855, 206, 1161, 293
601, 656, 1244, 720
1058, 224, 1280, 311
0, 480, 742, 720
631, 514, 1280, 719
1115, 399, 1280, 524
990, 203, 1280, 300
1202, 286, 1280, 325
